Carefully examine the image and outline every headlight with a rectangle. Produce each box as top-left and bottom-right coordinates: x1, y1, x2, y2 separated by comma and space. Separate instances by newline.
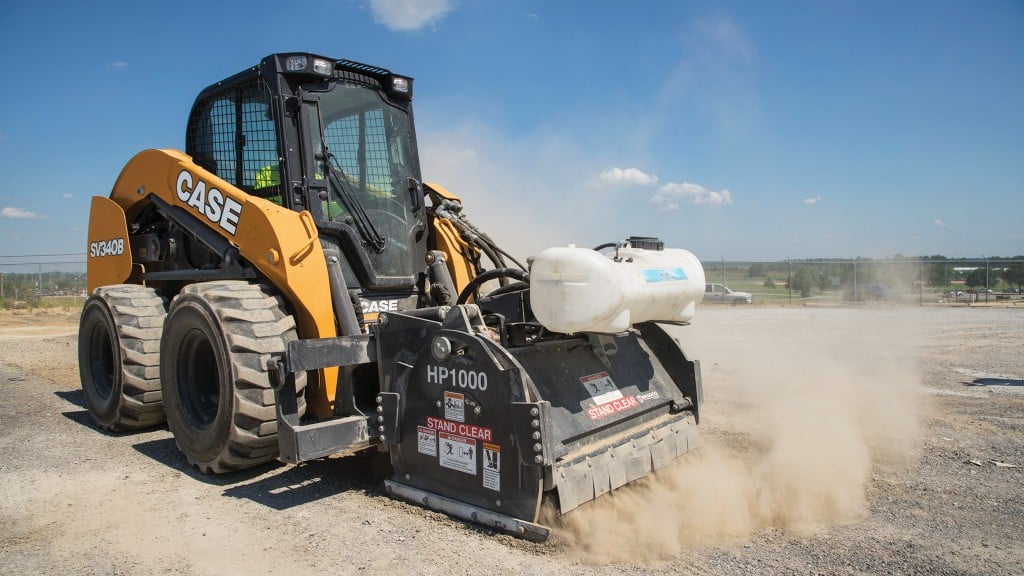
312, 58, 332, 76
391, 77, 410, 94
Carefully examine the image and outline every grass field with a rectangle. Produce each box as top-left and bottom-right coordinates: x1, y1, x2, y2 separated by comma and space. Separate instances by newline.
702, 276, 1021, 306
0, 295, 85, 310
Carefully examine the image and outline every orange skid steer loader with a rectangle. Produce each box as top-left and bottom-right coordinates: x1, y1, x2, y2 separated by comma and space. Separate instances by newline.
79, 53, 706, 540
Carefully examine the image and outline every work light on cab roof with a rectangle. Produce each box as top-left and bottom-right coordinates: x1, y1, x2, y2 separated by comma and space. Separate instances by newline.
284, 54, 333, 76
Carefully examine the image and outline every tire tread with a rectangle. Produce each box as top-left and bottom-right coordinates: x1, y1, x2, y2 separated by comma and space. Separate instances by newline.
83, 284, 167, 430
167, 281, 306, 473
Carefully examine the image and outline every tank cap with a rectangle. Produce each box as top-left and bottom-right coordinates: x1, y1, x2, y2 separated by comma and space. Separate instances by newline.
626, 236, 663, 251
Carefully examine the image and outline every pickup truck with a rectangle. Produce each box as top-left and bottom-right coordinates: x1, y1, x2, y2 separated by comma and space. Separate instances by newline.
704, 283, 753, 305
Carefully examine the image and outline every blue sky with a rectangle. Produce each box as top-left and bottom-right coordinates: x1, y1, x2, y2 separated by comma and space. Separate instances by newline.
0, 0, 1021, 262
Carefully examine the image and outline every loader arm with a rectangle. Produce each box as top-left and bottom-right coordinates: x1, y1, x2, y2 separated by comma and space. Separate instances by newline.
92, 148, 342, 416
423, 182, 482, 294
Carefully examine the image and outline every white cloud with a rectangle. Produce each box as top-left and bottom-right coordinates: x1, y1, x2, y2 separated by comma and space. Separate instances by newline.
933, 219, 947, 227
63, 193, 74, 199
111, 60, 127, 70
370, 0, 453, 31
1, 207, 46, 220
651, 182, 734, 209
598, 167, 659, 186
697, 14, 754, 61
417, 119, 609, 259
803, 195, 821, 205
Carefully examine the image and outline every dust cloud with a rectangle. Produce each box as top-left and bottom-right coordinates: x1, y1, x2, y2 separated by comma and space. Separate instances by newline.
549, 308, 924, 562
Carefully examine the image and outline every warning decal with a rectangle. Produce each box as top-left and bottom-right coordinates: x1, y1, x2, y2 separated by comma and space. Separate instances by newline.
439, 432, 476, 475
580, 371, 623, 405
417, 426, 437, 457
443, 390, 465, 423
586, 395, 639, 421
424, 417, 493, 442
483, 443, 501, 492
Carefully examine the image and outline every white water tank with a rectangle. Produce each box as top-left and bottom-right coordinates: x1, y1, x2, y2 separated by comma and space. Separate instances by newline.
529, 243, 706, 334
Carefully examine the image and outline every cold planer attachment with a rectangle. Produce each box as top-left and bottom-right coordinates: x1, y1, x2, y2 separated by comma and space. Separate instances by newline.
378, 307, 701, 541
271, 243, 705, 541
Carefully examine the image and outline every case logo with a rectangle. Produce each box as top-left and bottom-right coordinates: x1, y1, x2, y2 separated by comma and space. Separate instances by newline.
176, 170, 243, 235
360, 299, 400, 314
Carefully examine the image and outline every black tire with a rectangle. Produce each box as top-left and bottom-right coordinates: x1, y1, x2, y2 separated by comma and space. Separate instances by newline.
78, 284, 167, 431
160, 281, 306, 473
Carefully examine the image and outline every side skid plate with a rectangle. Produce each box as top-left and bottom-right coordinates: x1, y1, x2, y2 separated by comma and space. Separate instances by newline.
384, 480, 550, 542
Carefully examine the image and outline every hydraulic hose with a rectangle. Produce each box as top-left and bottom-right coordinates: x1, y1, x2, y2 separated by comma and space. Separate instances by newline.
456, 268, 530, 305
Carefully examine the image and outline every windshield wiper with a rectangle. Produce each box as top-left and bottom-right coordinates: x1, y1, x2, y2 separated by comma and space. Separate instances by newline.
322, 152, 386, 253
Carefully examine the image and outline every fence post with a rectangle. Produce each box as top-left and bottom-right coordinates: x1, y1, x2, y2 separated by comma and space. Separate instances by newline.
787, 258, 792, 304
985, 257, 990, 303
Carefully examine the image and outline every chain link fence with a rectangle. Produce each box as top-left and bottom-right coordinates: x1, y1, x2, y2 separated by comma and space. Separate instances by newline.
703, 258, 1024, 306
3, 253, 1022, 309
0, 254, 86, 309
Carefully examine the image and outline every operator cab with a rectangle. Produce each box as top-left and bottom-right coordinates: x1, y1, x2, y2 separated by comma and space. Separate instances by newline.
185, 53, 427, 295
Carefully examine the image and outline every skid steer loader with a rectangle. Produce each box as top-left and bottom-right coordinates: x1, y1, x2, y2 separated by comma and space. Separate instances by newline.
79, 53, 706, 540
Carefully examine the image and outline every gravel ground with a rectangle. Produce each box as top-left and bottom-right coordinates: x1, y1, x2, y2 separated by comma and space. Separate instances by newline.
1, 304, 1021, 575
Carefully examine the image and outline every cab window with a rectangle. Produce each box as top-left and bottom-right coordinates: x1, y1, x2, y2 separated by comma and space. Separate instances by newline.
186, 81, 283, 205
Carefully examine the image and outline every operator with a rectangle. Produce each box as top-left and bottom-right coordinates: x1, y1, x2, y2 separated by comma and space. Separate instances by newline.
255, 163, 280, 190
254, 163, 283, 206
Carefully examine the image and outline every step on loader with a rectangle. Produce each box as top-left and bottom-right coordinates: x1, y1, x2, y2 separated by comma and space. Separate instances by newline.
79, 53, 706, 540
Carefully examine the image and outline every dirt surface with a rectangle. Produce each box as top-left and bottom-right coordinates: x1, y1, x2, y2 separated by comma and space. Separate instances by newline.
1, 305, 1022, 575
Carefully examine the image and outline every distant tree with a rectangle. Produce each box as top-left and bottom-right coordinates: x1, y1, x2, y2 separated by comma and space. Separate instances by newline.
763, 275, 776, 289
964, 269, 986, 289
789, 267, 815, 298
927, 263, 952, 287
816, 271, 829, 292
1003, 262, 1024, 291
839, 260, 878, 286
748, 262, 766, 278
